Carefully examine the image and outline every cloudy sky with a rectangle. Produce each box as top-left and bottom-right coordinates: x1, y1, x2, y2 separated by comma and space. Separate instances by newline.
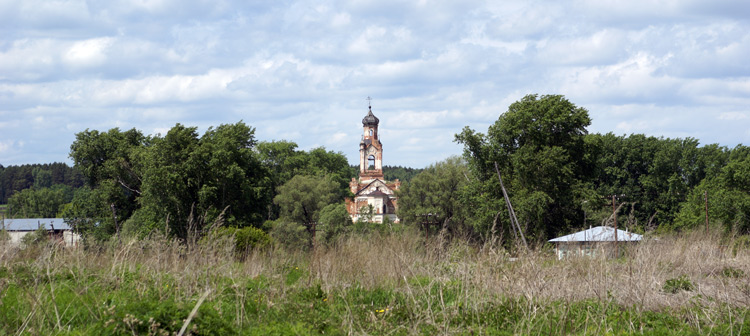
1, 0, 749, 168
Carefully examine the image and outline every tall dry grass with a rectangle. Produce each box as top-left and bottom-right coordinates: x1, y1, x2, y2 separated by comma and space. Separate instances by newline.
1, 227, 748, 334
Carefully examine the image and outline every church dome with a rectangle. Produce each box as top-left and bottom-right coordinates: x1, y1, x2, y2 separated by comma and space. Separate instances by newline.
362, 108, 379, 126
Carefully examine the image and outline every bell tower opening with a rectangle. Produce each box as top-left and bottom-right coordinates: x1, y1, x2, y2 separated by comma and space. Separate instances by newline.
368, 155, 376, 170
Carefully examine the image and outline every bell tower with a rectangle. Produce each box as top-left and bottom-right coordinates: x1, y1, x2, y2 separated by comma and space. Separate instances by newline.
345, 98, 401, 224
359, 104, 384, 182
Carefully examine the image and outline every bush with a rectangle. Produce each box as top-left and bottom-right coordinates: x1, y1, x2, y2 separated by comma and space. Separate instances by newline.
234, 226, 272, 251
270, 219, 310, 249
21, 227, 49, 246
212, 226, 272, 256
663, 275, 694, 294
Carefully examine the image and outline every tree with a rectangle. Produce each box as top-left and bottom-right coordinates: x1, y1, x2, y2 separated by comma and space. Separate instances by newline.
60, 187, 113, 242
587, 133, 729, 229
32, 167, 52, 189
69, 122, 271, 241
317, 203, 353, 245
134, 122, 268, 239
273, 174, 341, 237
673, 145, 750, 232
456, 94, 593, 242
396, 156, 469, 234
257, 141, 355, 221
69, 128, 147, 228
383, 165, 424, 182
7, 187, 68, 218
0, 163, 83, 204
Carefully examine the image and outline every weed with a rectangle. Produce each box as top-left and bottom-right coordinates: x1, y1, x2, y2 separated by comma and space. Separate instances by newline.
721, 266, 745, 278
663, 275, 695, 294
0, 228, 748, 334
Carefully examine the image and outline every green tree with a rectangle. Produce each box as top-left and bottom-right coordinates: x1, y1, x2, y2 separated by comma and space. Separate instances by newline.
60, 187, 113, 242
32, 167, 52, 189
317, 203, 353, 245
396, 156, 469, 234
8, 187, 68, 218
69, 128, 147, 228
134, 122, 267, 239
257, 141, 354, 221
383, 165, 424, 182
456, 94, 593, 242
673, 145, 750, 232
273, 174, 341, 237
587, 133, 729, 229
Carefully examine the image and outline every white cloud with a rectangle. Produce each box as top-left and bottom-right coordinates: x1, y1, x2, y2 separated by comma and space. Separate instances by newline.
0, 0, 749, 166
63, 37, 113, 68
718, 112, 748, 121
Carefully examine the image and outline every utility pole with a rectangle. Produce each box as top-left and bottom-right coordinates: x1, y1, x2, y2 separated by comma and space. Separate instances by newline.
494, 162, 528, 250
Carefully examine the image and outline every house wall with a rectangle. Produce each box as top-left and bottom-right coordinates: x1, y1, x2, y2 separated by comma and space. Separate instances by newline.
5, 230, 81, 247
556, 242, 637, 259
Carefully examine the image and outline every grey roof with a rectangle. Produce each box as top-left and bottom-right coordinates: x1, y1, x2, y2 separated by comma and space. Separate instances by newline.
362, 108, 379, 126
1, 218, 73, 231
548, 226, 643, 242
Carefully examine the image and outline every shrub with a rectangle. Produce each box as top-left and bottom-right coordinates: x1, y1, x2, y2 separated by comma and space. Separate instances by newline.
234, 226, 272, 251
270, 219, 310, 249
663, 275, 695, 294
21, 227, 49, 246
212, 226, 272, 256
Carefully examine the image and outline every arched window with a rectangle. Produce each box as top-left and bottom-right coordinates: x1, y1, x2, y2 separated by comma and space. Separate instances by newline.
369, 129, 373, 136
368, 155, 376, 170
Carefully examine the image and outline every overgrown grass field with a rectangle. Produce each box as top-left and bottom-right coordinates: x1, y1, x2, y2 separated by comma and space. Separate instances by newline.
1, 229, 749, 335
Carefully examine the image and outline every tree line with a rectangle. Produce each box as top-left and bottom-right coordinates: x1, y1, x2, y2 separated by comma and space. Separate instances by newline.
0, 163, 84, 203
397, 94, 750, 245
4, 95, 748, 247
0, 163, 84, 218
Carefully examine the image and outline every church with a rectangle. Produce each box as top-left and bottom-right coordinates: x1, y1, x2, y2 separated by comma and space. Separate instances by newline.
345, 105, 400, 223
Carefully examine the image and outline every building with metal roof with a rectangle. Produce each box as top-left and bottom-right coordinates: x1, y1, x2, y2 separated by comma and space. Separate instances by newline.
1, 217, 80, 247
548, 226, 643, 259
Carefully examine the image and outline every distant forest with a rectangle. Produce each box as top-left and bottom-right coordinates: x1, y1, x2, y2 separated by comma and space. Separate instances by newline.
348, 165, 424, 182
0, 163, 84, 204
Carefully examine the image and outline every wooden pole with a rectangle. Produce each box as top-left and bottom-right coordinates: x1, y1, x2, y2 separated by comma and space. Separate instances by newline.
494, 162, 528, 250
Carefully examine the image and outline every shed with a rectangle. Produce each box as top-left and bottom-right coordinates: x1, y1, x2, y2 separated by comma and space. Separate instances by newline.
1, 218, 81, 247
548, 226, 643, 259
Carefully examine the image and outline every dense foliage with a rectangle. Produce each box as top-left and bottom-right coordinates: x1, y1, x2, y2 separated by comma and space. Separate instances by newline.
395, 94, 750, 244
0, 163, 83, 204
4, 94, 750, 245
383, 165, 423, 182
455, 94, 593, 242
396, 156, 469, 235
64, 122, 354, 242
